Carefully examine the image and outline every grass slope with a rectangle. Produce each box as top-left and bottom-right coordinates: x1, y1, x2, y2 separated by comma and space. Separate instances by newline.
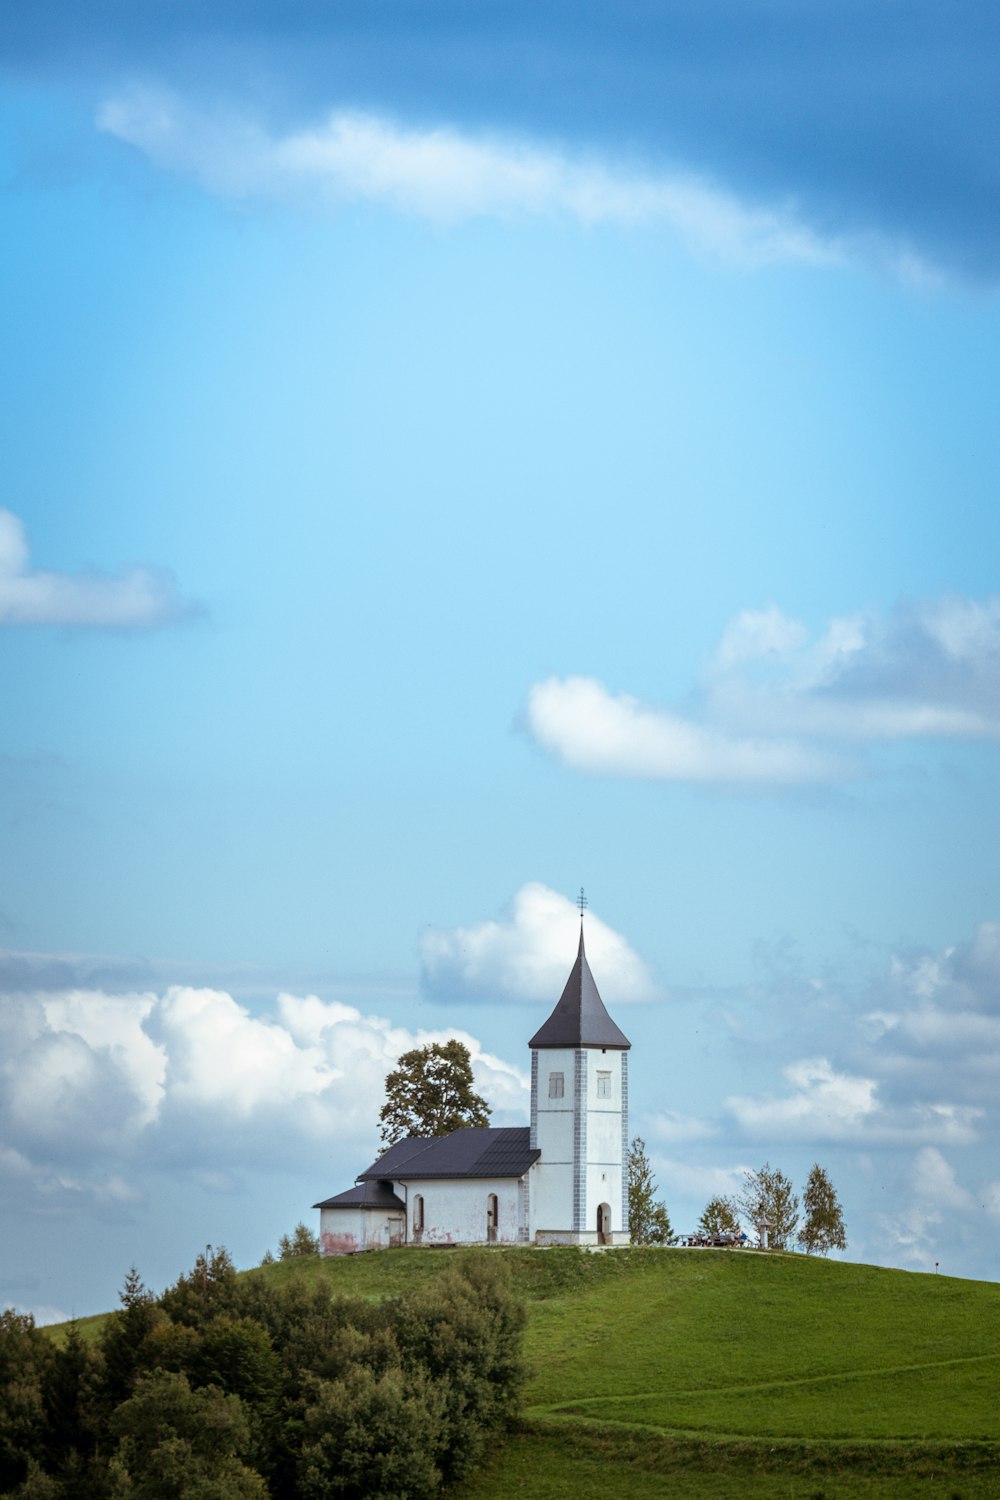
50, 1248, 1000, 1497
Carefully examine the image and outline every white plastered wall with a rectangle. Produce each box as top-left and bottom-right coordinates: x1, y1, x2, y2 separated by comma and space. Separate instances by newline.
583, 1047, 628, 1243
531, 1046, 577, 1235
319, 1207, 405, 1255
400, 1176, 523, 1246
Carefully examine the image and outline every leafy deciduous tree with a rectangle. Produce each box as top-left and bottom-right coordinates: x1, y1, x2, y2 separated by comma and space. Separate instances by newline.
626, 1137, 675, 1245
378, 1040, 491, 1146
697, 1195, 741, 1237
799, 1163, 847, 1254
108, 1369, 266, 1499
738, 1163, 799, 1249
0, 1309, 54, 1495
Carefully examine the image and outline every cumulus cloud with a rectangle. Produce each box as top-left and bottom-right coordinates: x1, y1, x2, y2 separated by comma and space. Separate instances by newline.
0, 983, 528, 1186
95, 88, 918, 273
420, 881, 656, 1005
0, 509, 192, 628
525, 593, 1000, 787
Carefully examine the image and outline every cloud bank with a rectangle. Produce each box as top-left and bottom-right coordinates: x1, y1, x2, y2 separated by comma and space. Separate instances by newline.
0, 510, 191, 628
95, 89, 933, 276
0, 977, 527, 1319
421, 882, 656, 1005
527, 594, 1000, 786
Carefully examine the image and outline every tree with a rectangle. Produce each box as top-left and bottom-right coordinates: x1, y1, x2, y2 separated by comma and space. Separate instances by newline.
378, 1040, 491, 1146
101, 1268, 163, 1406
698, 1195, 741, 1237
278, 1224, 319, 1259
799, 1164, 847, 1255
626, 1137, 674, 1245
108, 1369, 266, 1499
0, 1309, 55, 1494
737, 1163, 799, 1249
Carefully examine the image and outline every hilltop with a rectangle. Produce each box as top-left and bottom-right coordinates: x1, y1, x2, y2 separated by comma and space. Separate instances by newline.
49, 1246, 1000, 1498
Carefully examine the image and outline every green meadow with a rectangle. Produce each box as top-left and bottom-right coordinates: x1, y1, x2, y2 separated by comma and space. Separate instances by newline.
51, 1246, 1000, 1497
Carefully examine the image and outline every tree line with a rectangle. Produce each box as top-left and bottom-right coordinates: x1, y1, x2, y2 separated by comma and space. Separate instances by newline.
627, 1141, 846, 1254
0, 1250, 525, 1500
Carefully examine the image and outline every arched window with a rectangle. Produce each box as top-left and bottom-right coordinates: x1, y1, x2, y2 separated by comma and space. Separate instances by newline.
487, 1193, 499, 1243
413, 1194, 424, 1239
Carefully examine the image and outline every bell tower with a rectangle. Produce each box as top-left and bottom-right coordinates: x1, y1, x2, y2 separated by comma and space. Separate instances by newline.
528, 915, 631, 1245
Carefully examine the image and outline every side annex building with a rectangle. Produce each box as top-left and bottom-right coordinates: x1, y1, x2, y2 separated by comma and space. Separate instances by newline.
314, 928, 632, 1252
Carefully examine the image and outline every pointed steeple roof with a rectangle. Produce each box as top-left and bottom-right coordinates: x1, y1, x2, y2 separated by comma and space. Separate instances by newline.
529, 926, 631, 1050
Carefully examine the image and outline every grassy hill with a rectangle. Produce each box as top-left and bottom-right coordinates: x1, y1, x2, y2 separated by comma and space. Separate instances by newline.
51, 1246, 1000, 1497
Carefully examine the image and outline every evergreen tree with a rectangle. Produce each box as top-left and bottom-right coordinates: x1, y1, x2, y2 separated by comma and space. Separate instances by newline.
101, 1269, 162, 1406
697, 1195, 741, 1237
737, 1163, 799, 1249
378, 1041, 491, 1145
799, 1163, 847, 1254
278, 1223, 319, 1259
626, 1137, 674, 1244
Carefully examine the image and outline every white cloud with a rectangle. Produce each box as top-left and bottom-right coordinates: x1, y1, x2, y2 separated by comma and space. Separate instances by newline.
879, 1148, 981, 1268
911, 1146, 976, 1211
41, 990, 165, 1125
646, 1108, 719, 1144
526, 594, 1000, 787
0, 509, 190, 628
727, 1058, 879, 1140
0, 983, 528, 1178
654, 1155, 749, 1203
420, 881, 656, 1004
526, 675, 844, 784
96, 89, 876, 270
725, 1058, 982, 1146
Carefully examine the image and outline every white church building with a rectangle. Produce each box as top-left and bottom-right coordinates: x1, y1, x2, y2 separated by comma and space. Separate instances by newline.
314, 927, 632, 1252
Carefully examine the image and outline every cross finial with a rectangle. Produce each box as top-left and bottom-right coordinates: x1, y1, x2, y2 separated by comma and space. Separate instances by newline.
577, 887, 588, 921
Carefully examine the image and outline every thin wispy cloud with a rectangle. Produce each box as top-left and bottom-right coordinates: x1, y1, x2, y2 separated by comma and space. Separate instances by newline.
0, 509, 193, 628
526, 594, 1000, 787
95, 89, 935, 276
726, 1057, 982, 1146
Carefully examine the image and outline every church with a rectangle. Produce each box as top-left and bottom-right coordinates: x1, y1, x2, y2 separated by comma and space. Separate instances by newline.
314, 925, 632, 1252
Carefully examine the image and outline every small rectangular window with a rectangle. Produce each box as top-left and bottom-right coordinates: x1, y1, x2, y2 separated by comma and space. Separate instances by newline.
548, 1071, 564, 1098
597, 1071, 611, 1098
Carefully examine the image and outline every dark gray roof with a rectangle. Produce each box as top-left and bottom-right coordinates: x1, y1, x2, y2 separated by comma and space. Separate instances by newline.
528, 927, 631, 1050
358, 1126, 540, 1181
313, 1179, 405, 1210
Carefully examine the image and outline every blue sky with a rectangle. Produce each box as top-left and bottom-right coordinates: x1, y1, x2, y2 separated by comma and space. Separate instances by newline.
3, 2, 1000, 1318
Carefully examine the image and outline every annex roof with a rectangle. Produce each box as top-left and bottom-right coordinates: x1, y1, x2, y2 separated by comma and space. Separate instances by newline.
528, 926, 631, 1050
358, 1126, 540, 1182
313, 1179, 405, 1211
